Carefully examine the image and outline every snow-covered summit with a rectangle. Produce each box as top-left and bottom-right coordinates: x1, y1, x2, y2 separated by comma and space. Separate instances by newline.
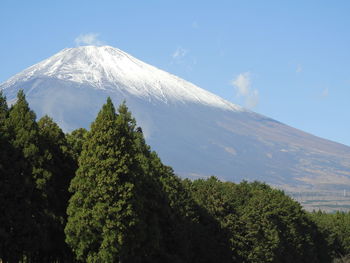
2, 45, 242, 111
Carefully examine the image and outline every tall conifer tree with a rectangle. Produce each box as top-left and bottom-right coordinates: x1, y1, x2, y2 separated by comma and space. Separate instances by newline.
66, 99, 161, 262
37, 115, 77, 261
4, 90, 68, 262
0, 91, 8, 122
0, 91, 38, 262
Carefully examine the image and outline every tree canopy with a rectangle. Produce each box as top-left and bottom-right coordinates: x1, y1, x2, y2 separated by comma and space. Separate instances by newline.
0, 90, 348, 263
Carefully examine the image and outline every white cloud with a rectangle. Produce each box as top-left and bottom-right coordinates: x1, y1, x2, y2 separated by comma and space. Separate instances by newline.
192, 21, 199, 29
231, 72, 259, 108
246, 89, 259, 108
75, 33, 104, 46
172, 47, 188, 59
296, 64, 302, 73
170, 46, 196, 73
321, 88, 329, 97
232, 72, 251, 96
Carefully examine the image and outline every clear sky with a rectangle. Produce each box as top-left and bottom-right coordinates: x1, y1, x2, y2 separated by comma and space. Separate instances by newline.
1, 0, 350, 145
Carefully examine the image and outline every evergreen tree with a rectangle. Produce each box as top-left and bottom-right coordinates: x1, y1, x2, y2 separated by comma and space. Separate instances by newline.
3, 90, 74, 262
186, 178, 332, 263
66, 128, 88, 161
0, 91, 19, 262
66, 99, 162, 262
0, 90, 8, 123
234, 182, 331, 263
184, 177, 241, 262
37, 115, 77, 261
126, 123, 232, 262
134, 134, 195, 262
0, 91, 39, 262
310, 211, 350, 260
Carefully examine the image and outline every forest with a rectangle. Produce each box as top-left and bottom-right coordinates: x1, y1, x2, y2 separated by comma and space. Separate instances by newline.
0, 90, 350, 263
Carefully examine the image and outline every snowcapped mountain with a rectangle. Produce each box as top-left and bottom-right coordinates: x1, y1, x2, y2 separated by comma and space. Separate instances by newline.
2, 46, 239, 111
2, 45, 350, 210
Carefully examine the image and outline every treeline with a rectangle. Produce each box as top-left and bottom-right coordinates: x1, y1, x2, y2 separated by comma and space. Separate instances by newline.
0, 90, 350, 262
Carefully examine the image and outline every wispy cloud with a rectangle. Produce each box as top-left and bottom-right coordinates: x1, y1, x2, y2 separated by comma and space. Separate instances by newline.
246, 89, 259, 109
232, 72, 251, 96
172, 47, 188, 59
170, 46, 197, 74
192, 21, 199, 29
231, 72, 259, 109
321, 88, 329, 97
75, 33, 104, 46
296, 64, 303, 73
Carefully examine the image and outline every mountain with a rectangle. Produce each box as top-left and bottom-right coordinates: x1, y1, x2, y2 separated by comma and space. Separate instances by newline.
2, 45, 350, 211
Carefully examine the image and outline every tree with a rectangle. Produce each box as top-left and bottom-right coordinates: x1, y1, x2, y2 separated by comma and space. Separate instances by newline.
310, 211, 350, 260
66, 99, 162, 262
185, 178, 332, 263
0, 90, 8, 122
184, 177, 241, 262
0, 91, 22, 262
66, 128, 88, 161
235, 182, 329, 263
0, 90, 40, 262
37, 115, 77, 261
3, 90, 75, 262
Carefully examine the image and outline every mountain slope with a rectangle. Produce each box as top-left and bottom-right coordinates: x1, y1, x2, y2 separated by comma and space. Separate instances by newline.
2, 45, 350, 210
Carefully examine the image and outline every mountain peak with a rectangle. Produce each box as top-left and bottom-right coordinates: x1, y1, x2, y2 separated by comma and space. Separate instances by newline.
2, 45, 350, 211
2, 45, 242, 111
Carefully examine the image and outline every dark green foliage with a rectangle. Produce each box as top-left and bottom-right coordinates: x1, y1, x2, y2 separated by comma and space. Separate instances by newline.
66, 99, 163, 262
182, 177, 237, 262
37, 115, 76, 261
65, 99, 232, 263
1, 90, 347, 263
0, 91, 33, 262
310, 211, 350, 260
184, 177, 244, 261
0, 91, 76, 262
235, 182, 328, 263
140, 149, 232, 262
2, 90, 43, 261
6, 90, 39, 159
66, 128, 88, 161
185, 178, 332, 263
0, 90, 8, 123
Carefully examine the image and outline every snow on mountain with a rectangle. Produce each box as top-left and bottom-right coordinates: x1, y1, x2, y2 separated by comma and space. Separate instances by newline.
2, 46, 241, 111
2, 45, 350, 211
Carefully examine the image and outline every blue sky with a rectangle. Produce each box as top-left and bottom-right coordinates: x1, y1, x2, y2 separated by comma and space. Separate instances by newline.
1, 0, 350, 145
